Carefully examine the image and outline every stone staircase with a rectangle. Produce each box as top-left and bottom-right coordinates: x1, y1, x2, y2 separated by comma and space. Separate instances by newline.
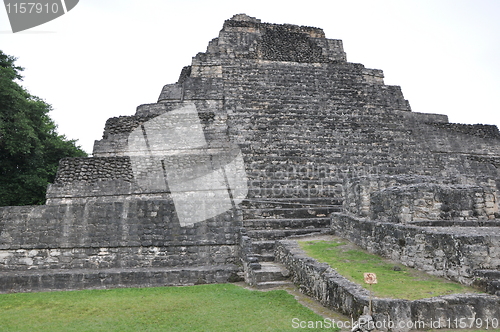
473, 270, 500, 296
240, 197, 342, 288
251, 262, 291, 289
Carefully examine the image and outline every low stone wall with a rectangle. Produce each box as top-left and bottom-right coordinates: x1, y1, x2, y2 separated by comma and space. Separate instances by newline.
238, 234, 261, 286
275, 239, 369, 317
0, 265, 239, 293
275, 239, 500, 332
331, 213, 500, 285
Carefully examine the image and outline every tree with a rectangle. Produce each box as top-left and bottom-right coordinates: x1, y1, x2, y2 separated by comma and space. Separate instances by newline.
0, 50, 87, 206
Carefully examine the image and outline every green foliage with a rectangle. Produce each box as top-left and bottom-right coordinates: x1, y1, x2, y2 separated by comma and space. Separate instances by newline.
0, 50, 87, 206
0, 284, 338, 332
299, 240, 480, 300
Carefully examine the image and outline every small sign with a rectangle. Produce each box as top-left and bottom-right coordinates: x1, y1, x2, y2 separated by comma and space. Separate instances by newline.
364, 273, 377, 284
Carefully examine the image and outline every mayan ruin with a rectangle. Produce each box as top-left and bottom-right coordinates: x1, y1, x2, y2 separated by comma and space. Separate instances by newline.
1, 14, 499, 330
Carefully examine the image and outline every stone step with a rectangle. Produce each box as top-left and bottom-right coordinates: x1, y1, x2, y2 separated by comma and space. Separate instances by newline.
254, 280, 294, 289
243, 153, 420, 162
236, 130, 413, 142
243, 207, 339, 220
241, 198, 342, 209
246, 188, 338, 199
252, 240, 276, 262
245, 160, 445, 175
246, 228, 330, 241
230, 108, 405, 117
254, 262, 290, 283
244, 158, 442, 171
244, 217, 331, 230
231, 122, 410, 133
473, 269, 500, 295
246, 174, 343, 182
0, 265, 241, 294
246, 179, 343, 187
239, 134, 416, 147
234, 122, 409, 132
253, 240, 275, 254
254, 253, 276, 262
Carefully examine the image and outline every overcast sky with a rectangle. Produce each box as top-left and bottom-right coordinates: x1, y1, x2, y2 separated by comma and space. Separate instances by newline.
1, 0, 499, 154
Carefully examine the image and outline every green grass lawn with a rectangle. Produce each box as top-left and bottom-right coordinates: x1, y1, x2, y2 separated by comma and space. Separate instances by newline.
299, 239, 480, 300
0, 283, 339, 332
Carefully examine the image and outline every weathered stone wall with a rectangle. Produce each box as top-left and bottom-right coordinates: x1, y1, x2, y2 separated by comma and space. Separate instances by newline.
474, 270, 500, 296
371, 183, 498, 222
216, 14, 347, 63
52, 157, 134, 184
0, 245, 237, 271
331, 213, 500, 285
220, 55, 500, 204
92, 100, 227, 157
427, 122, 500, 140
343, 175, 498, 222
0, 201, 241, 271
50, 100, 237, 205
276, 238, 500, 332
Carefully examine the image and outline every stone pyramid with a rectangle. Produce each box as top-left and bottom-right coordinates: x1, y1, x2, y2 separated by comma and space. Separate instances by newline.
1, 14, 499, 293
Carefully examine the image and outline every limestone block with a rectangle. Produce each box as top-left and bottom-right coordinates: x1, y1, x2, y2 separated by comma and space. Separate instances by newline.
158, 84, 183, 101
18, 257, 34, 266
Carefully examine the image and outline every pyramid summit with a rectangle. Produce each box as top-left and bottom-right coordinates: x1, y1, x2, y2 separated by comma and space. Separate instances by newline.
1, 15, 500, 325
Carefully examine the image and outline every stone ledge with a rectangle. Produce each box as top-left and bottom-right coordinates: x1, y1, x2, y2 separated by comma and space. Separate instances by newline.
0, 264, 241, 294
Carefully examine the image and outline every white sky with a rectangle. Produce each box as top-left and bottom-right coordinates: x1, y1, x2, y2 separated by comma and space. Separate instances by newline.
1, 0, 499, 154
